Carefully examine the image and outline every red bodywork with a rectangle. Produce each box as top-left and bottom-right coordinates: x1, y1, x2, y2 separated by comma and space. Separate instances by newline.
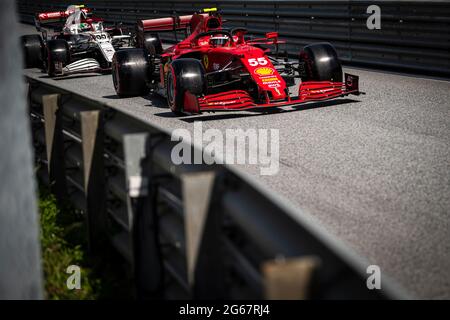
139, 12, 361, 113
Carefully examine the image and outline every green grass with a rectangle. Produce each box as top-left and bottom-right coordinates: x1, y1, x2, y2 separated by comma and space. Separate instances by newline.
38, 187, 100, 299
38, 184, 134, 299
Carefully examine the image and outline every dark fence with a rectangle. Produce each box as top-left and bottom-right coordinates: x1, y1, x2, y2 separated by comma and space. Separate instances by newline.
17, 0, 450, 76
26, 73, 409, 299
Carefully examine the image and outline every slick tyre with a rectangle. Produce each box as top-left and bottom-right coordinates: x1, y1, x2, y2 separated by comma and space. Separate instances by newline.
112, 48, 152, 97
299, 43, 343, 82
166, 58, 205, 115
46, 39, 70, 77
21, 34, 43, 68
141, 32, 163, 55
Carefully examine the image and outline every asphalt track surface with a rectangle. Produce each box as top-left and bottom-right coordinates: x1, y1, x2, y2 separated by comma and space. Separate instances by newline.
20, 24, 450, 299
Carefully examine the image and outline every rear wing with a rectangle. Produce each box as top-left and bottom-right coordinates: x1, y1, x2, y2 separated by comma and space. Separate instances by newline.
137, 13, 208, 32
34, 7, 91, 30
136, 13, 209, 50
136, 9, 221, 49
137, 7, 219, 32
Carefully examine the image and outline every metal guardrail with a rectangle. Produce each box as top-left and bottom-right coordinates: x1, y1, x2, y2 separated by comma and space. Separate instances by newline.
17, 0, 450, 76
26, 75, 409, 299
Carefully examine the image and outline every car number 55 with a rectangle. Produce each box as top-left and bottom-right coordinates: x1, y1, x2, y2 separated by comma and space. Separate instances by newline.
248, 57, 268, 66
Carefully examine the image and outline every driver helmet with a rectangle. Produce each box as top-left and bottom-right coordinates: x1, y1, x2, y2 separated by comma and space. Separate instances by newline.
209, 35, 229, 47
79, 22, 91, 32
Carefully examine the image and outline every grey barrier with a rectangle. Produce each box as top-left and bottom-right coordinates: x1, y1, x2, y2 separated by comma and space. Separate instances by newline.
26, 74, 410, 299
0, 0, 43, 299
16, 0, 450, 76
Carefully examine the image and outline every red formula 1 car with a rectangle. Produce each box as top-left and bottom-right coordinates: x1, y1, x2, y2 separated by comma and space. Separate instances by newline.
112, 8, 360, 115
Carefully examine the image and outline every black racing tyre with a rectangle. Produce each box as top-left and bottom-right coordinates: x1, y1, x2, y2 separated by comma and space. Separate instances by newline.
299, 43, 343, 82
166, 58, 205, 115
21, 34, 43, 68
112, 48, 152, 97
46, 39, 70, 77
141, 32, 163, 55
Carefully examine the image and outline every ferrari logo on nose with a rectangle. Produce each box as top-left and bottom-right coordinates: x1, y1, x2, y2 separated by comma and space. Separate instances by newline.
203, 55, 209, 69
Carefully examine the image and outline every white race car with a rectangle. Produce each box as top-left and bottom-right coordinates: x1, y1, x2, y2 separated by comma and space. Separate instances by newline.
22, 5, 132, 77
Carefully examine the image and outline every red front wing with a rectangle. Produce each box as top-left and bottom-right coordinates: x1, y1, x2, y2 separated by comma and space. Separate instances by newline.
183, 73, 361, 113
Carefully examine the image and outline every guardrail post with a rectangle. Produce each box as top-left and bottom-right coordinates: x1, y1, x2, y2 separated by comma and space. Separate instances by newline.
123, 133, 163, 299
262, 256, 320, 300
81, 110, 107, 252
42, 93, 67, 201
181, 170, 226, 298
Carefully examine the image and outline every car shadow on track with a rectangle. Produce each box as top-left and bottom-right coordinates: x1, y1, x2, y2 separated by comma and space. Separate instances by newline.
156, 98, 361, 122
102, 94, 123, 99
142, 94, 170, 109
103, 93, 168, 108
101, 91, 360, 122
39, 74, 103, 80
